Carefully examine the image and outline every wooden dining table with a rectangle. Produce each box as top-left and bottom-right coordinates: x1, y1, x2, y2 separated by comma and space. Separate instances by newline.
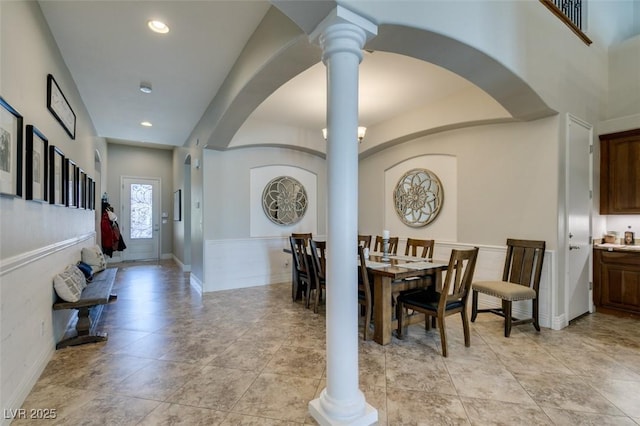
283, 245, 447, 345
365, 254, 448, 345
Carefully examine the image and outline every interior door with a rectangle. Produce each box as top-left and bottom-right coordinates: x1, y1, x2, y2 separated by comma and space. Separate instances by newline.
566, 114, 593, 321
121, 177, 160, 261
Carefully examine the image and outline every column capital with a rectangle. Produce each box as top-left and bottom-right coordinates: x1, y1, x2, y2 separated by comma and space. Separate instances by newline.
309, 6, 377, 62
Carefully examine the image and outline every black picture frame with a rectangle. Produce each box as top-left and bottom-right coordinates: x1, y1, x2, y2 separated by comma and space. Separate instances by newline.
0, 96, 23, 197
65, 158, 78, 208
47, 74, 76, 139
79, 169, 86, 209
25, 125, 48, 202
49, 146, 65, 206
174, 189, 181, 221
87, 176, 95, 210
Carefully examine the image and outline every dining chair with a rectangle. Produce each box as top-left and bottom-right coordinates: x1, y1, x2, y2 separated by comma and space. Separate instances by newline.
396, 247, 479, 357
291, 233, 313, 246
309, 239, 327, 314
358, 245, 373, 340
404, 238, 435, 260
471, 239, 546, 337
290, 233, 312, 301
373, 236, 399, 255
289, 236, 315, 308
358, 234, 372, 250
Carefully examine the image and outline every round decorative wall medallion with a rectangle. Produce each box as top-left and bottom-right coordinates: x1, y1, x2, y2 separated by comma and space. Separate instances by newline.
262, 176, 308, 225
393, 168, 444, 227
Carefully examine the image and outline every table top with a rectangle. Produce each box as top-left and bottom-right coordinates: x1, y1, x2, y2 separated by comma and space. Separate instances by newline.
365, 253, 447, 279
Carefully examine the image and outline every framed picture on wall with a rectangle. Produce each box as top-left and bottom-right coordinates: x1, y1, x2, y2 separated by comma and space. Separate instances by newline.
47, 74, 76, 139
78, 169, 86, 209
26, 125, 48, 202
49, 146, 65, 206
65, 158, 78, 208
87, 176, 93, 210
0, 96, 23, 197
174, 189, 181, 221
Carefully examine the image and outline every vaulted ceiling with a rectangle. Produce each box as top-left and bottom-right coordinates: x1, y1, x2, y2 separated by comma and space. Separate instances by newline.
39, 1, 498, 150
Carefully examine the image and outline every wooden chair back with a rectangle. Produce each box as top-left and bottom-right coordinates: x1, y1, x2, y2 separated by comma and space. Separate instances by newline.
289, 236, 310, 276
404, 238, 435, 260
503, 239, 546, 292
309, 240, 327, 313
292, 233, 313, 248
374, 236, 399, 255
309, 240, 326, 283
441, 247, 479, 308
358, 234, 372, 249
357, 245, 373, 340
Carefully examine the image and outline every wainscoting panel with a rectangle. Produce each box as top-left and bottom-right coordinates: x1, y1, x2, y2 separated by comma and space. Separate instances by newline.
0, 233, 96, 422
203, 238, 560, 329
204, 237, 290, 292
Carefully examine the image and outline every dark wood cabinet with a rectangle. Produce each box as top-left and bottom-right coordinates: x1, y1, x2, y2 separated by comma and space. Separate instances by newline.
599, 129, 640, 214
593, 248, 640, 316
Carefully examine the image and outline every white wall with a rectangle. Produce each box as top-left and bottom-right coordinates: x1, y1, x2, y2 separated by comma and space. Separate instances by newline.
607, 35, 640, 121
382, 155, 457, 242
201, 146, 325, 291
360, 117, 560, 249
203, 146, 326, 239
106, 143, 174, 259
249, 165, 318, 237
0, 2, 103, 419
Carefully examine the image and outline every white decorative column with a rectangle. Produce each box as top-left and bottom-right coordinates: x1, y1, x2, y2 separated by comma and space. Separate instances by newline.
308, 7, 378, 426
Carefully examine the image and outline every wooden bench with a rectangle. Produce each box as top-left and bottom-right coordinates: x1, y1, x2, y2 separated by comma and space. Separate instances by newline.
53, 267, 118, 349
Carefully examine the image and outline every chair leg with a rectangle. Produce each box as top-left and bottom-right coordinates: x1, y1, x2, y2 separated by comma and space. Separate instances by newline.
364, 301, 372, 341
313, 286, 321, 314
396, 301, 405, 339
437, 314, 448, 357
461, 310, 471, 347
533, 297, 540, 331
503, 299, 513, 337
471, 290, 479, 322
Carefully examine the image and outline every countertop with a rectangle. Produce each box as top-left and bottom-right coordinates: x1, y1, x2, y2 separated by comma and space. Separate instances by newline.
594, 243, 640, 253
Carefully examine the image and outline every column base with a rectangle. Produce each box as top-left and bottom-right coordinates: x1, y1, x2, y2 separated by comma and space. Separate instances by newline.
309, 397, 378, 426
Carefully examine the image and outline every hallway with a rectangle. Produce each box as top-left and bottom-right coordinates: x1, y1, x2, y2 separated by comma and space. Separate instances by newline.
16, 260, 640, 425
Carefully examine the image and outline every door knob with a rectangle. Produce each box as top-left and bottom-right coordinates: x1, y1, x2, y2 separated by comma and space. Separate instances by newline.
569, 245, 580, 250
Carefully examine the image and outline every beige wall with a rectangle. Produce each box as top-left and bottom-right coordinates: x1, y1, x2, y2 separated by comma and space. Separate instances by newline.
359, 117, 560, 249
106, 143, 174, 258
0, 1, 104, 417
203, 146, 327, 240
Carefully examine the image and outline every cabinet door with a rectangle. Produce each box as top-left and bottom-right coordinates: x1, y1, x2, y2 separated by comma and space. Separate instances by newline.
600, 129, 640, 214
597, 251, 640, 314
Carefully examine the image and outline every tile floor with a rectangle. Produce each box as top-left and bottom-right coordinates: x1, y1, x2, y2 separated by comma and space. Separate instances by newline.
16, 260, 640, 425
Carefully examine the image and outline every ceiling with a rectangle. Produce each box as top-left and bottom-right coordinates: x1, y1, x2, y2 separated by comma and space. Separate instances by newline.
39, 1, 476, 150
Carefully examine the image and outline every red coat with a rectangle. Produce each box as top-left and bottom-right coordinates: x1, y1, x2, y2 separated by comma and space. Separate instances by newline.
101, 211, 116, 256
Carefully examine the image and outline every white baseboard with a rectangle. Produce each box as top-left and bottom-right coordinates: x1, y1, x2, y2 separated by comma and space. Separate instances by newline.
172, 255, 191, 272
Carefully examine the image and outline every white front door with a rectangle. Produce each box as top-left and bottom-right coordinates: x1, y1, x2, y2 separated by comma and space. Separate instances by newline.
121, 177, 160, 261
566, 114, 593, 321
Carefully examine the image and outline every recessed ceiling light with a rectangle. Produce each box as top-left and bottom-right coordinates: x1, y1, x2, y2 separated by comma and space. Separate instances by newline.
141, 121, 152, 127
147, 20, 169, 34
139, 82, 152, 94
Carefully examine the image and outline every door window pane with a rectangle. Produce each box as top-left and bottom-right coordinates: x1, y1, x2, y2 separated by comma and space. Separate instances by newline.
130, 183, 152, 239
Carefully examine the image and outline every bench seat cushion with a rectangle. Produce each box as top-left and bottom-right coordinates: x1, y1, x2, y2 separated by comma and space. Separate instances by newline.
81, 245, 107, 274
53, 268, 117, 309
473, 280, 536, 301
53, 265, 87, 302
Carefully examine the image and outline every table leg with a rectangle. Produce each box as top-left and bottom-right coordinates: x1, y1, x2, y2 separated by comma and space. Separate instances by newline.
373, 275, 393, 345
